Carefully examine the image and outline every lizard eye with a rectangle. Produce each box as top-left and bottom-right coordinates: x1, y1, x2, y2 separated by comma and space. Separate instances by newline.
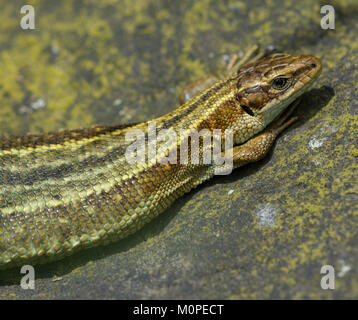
271, 77, 291, 90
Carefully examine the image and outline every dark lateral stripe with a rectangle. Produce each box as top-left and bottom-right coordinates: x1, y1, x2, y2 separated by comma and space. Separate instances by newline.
0, 123, 141, 151
0, 144, 127, 186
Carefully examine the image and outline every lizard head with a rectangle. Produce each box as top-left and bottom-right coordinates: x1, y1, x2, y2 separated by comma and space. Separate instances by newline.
234, 53, 322, 126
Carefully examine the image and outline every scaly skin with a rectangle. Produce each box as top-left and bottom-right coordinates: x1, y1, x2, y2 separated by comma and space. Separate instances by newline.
0, 51, 322, 269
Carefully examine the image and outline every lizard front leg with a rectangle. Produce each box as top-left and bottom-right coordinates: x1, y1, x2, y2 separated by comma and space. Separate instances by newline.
212, 99, 300, 176
231, 100, 299, 169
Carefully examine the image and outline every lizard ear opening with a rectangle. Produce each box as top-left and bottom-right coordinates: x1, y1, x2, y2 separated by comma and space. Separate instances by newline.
241, 105, 255, 116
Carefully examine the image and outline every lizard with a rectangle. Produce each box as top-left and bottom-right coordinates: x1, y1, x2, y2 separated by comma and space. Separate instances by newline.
0, 46, 322, 269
